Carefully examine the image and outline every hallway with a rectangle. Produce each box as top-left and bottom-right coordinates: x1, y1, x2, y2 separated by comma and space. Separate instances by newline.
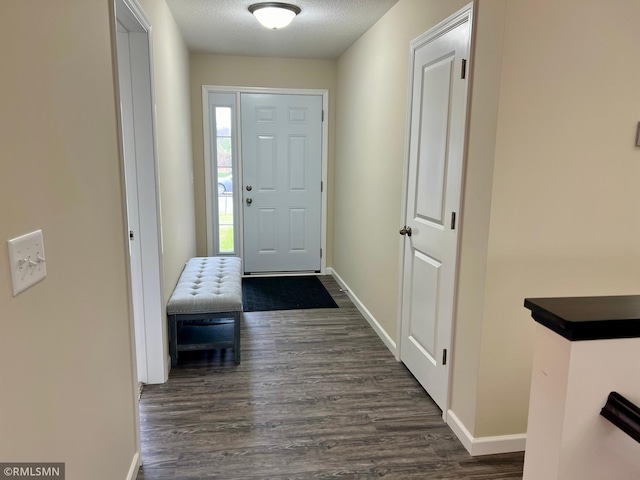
137, 277, 524, 479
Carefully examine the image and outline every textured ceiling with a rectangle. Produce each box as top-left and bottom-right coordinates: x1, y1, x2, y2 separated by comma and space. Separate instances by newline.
165, 0, 400, 59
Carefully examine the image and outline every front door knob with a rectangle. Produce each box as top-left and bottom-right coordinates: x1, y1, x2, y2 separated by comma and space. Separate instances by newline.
399, 226, 412, 237
246, 198, 253, 205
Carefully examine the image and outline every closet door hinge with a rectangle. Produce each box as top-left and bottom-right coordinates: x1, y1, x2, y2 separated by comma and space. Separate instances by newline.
442, 349, 448, 366
450, 212, 457, 230
461, 59, 467, 79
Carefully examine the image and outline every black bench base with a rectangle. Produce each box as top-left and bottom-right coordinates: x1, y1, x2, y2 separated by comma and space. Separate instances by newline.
169, 311, 241, 367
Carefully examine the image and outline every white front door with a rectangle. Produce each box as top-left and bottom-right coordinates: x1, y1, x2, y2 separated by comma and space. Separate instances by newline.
241, 93, 323, 274
400, 5, 473, 413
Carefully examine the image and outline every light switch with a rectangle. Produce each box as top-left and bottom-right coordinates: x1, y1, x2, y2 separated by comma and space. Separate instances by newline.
7, 229, 47, 296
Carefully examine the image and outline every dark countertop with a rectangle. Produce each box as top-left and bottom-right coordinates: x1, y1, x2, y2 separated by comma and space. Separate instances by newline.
524, 295, 640, 341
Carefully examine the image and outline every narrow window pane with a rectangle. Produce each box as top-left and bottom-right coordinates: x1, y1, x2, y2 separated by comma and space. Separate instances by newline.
216, 137, 232, 175
215, 107, 234, 253
216, 107, 232, 136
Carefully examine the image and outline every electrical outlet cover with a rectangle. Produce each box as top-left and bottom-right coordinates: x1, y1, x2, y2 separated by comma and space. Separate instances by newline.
7, 230, 47, 296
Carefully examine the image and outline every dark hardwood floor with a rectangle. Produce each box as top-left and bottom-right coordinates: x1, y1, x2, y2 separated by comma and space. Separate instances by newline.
137, 276, 524, 479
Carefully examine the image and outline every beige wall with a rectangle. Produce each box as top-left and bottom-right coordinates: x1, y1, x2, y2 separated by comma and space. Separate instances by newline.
189, 54, 337, 263
335, 0, 640, 443
474, 0, 640, 437
0, 1, 137, 478
449, 0, 506, 435
334, 0, 470, 348
334, 0, 506, 438
139, 0, 196, 301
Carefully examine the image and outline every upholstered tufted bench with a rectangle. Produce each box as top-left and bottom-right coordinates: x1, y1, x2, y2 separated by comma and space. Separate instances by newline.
167, 257, 242, 366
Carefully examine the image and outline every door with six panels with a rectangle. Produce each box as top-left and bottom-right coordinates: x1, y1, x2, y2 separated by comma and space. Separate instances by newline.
241, 93, 323, 274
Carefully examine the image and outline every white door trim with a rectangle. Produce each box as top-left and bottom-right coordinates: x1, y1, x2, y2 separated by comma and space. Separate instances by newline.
397, 2, 475, 420
202, 85, 329, 274
113, 0, 167, 387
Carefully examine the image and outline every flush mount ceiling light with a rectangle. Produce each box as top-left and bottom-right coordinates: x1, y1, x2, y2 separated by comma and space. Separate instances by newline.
249, 2, 301, 30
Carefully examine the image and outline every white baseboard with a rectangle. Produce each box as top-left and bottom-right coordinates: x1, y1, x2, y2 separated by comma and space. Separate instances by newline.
327, 269, 526, 457
328, 268, 397, 356
447, 410, 526, 456
126, 451, 141, 480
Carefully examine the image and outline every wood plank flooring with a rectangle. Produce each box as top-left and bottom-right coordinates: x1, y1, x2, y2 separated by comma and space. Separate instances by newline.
137, 276, 524, 479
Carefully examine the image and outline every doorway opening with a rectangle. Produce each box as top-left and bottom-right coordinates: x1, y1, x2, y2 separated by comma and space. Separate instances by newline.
202, 87, 329, 275
113, 0, 166, 387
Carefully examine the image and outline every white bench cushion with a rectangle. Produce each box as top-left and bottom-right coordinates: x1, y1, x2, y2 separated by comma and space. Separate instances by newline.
166, 257, 242, 315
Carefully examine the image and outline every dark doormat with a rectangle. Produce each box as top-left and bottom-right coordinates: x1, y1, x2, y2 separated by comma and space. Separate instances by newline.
242, 276, 339, 312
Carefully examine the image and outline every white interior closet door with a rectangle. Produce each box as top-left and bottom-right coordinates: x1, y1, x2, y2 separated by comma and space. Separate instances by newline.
400, 5, 473, 413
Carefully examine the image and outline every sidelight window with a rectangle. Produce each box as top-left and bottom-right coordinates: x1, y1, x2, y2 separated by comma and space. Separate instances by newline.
215, 107, 234, 253
209, 93, 238, 255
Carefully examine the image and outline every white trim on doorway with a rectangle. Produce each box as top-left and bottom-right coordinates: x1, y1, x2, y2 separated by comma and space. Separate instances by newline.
113, 0, 167, 388
202, 85, 329, 275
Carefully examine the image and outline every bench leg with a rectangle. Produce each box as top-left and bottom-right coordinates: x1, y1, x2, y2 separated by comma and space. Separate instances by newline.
169, 314, 178, 367
233, 311, 241, 364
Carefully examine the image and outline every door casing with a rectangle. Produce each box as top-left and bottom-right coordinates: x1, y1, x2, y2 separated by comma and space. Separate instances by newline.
113, 0, 167, 387
116, 21, 147, 383
202, 86, 329, 275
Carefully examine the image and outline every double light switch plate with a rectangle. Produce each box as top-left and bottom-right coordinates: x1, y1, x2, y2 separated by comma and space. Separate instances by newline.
7, 229, 47, 296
